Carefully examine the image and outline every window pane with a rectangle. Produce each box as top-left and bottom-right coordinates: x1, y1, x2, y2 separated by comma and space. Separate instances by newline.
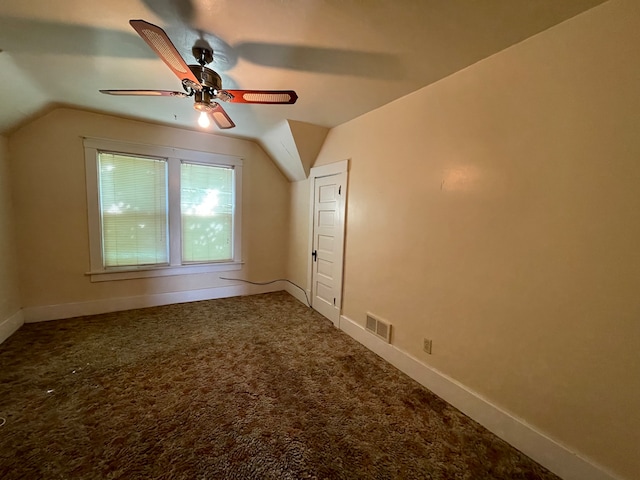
181, 163, 234, 262
98, 153, 168, 267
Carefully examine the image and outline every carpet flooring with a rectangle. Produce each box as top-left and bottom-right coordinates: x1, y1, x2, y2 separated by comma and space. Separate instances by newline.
0, 292, 561, 479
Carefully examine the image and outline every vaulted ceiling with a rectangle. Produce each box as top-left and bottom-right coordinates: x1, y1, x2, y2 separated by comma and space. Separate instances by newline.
0, 0, 606, 180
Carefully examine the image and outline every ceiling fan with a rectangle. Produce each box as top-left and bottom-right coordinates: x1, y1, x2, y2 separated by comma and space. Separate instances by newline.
100, 20, 298, 129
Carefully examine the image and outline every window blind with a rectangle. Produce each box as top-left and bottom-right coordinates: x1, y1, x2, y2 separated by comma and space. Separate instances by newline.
98, 153, 168, 267
181, 162, 234, 262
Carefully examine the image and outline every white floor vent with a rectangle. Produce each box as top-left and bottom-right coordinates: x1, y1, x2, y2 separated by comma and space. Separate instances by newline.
365, 313, 392, 343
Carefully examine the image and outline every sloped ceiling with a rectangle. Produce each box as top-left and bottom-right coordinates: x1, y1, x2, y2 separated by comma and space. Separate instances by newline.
0, 0, 606, 180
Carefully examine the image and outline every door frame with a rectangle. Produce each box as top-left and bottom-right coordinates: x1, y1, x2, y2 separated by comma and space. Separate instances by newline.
307, 159, 349, 326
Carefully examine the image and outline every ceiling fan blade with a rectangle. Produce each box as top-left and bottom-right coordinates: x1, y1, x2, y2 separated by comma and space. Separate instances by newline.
219, 90, 298, 104
129, 19, 201, 89
209, 103, 235, 129
100, 89, 189, 97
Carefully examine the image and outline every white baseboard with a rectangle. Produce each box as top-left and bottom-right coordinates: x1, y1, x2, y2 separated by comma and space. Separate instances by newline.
0, 309, 24, 344
23, 282, 287, 323
284, 283, 312, 308
339, 314, 623, 480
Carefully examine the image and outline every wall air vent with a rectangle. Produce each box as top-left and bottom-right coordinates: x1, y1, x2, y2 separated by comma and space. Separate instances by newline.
365, 312, 392, 343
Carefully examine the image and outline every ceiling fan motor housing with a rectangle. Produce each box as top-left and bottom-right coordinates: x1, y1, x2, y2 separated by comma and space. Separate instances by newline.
188, 64, 222, 92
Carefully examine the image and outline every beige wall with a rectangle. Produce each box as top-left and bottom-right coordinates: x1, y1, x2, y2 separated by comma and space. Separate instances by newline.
9, 108, 289, 310
0, 135, 21, 322
291, 1, 640, 478
286, 177, 310, 289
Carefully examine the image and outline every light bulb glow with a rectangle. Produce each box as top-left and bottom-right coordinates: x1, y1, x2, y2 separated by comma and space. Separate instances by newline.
198, 111, 211, 128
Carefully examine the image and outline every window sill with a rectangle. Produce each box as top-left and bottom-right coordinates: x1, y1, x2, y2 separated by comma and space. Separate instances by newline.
86, 262, 243, 282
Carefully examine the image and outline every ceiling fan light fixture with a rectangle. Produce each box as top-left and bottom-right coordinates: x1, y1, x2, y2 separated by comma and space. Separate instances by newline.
193, 90, 216, 129
193, 90, 214, 112
193, 101, 212, 112
197, 111, 211, 128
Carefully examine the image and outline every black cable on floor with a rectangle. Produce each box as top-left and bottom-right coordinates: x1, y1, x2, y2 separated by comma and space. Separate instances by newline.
219, 277, 312, 308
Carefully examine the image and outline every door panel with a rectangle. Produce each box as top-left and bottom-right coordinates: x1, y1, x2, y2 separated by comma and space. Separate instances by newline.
317, 258, 333, 278
317, 210, 336, 227
317, 234, 334, 253
311, 172, 346, 325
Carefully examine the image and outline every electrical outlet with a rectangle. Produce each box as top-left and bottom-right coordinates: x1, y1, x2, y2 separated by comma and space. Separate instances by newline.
423, 338, 433, 354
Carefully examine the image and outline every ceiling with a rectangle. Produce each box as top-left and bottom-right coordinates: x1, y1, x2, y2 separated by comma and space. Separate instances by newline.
0, 0, 606, 179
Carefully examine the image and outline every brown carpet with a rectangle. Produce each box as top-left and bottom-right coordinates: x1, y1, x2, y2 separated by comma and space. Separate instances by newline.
0, 291, 560, 479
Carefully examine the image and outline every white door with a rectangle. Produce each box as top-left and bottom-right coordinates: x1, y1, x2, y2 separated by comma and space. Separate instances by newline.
311, 170, 347, 326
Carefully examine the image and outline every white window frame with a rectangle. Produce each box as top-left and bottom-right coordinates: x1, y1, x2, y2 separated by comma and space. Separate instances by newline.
84, 137, 242, 282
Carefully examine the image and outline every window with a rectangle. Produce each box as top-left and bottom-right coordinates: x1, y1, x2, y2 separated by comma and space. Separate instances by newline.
180, 162, 234, 263
98, 153, 169, 268
84, 138, 242, 281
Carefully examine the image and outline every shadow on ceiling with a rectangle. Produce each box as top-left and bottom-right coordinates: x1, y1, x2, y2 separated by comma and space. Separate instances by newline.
234, 42, 402, 79
142, 0, 403, 79
0, 16, 155, 59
